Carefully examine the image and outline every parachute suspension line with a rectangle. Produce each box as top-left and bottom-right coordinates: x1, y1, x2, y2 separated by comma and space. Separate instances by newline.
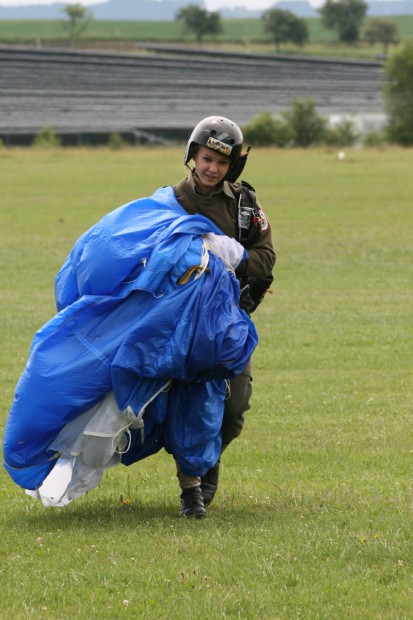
114, 380, 173, 454
113, 427, 132, 455
136, 380, 172, 418
225, 380, 231, 400
195, 244, 210, 280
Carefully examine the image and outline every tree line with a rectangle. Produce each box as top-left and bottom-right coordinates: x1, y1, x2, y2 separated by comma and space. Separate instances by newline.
62, 2, 400, 54
176, 2, 399, 54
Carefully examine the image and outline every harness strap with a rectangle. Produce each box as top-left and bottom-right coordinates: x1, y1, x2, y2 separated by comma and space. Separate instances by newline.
236, 181, 258, 242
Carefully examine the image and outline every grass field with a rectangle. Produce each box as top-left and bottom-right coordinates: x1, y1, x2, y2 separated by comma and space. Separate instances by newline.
0, 16, 412, 59
0, 146, 412, 618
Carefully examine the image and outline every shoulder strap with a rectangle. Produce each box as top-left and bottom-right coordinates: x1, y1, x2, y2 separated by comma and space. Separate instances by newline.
235, 181, 257, 242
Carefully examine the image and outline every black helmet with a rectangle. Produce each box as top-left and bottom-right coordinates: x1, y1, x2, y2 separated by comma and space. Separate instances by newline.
184, 115, 248, 182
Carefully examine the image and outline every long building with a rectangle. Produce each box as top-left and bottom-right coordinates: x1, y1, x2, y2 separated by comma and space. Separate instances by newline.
0, 46, 386, 144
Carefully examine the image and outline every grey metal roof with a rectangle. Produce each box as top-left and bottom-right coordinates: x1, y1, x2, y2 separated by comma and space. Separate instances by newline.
0, 46, 385, 136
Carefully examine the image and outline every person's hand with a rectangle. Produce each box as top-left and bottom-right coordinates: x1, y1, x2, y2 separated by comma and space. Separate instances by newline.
203, 233, 248, 270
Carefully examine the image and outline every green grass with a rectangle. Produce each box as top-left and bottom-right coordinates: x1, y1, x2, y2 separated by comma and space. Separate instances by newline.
0, 146, 412, 618
0, 16, 412, 59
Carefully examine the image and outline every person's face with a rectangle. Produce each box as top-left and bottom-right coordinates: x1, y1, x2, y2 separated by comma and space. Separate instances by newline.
193, 146, 230, 195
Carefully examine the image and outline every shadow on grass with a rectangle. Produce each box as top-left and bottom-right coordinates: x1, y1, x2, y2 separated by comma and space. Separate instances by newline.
2, 491, 287, 535
4, 482, 381, 536
3, 486, 316, 535
3, 497, 177, 531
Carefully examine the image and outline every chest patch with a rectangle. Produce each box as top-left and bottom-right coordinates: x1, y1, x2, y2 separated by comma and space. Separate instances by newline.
253, 208, 269, 232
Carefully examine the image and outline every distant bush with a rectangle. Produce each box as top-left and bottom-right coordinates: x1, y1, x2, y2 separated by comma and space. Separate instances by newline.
242, 112, 292, 147
363, 130, 386, 146
384, 41, 413, 145
32, 126, 61, 148
323, 118, 359, 146
282, 99, 326, 147
244, 101, 329, 148
108, 132, 125, 149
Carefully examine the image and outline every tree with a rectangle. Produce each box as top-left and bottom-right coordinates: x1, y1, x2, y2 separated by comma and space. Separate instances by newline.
319, 0, 368, 44
282, 99, 326, 147
384, 41, 413, 145
323, 118, 359, 146
62, 3, 92, 47
262, 8, 308, 51
32, 126, 61, 148
175, 5, 222, 46
364, 18, 398, 55
243, 112, 292, 147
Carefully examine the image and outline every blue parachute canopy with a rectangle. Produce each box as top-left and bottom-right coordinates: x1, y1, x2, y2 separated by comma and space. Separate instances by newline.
3, 187, 258, 491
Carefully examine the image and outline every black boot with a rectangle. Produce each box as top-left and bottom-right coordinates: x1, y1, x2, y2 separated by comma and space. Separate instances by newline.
180, 486, 207, 519
201, 460, 220, 506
